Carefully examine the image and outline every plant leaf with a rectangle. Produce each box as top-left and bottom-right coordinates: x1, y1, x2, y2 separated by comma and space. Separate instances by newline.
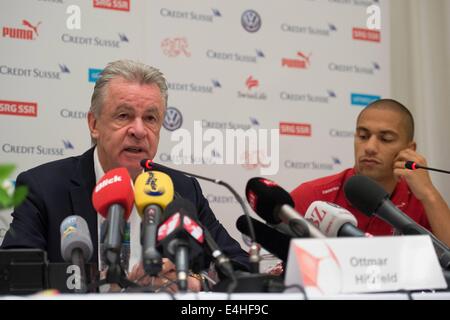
12, 185, 28, 207
0, 164, 15, 181
0, 187, 12, 209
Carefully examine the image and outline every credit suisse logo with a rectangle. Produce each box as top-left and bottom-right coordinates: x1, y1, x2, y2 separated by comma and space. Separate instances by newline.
0, 64, 70, 80
280, 122, 311, 137
160, 8, 221, 23
61, 32, 129, 48
284, 157, 341, 170
1, 140, 75, 156
280, 90, 336, 104
282, 51, 312, 69
2, 19, 41, 41
206, 49, 264, 64
352, 27, 380, 42
168, 79, 221, 94
0, 100, 37, 117
93, 0, 130, 11
281, 23, 337, 37
161, 37, 191, 57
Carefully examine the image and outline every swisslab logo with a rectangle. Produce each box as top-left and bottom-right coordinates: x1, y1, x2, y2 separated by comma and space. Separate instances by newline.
237, 76, 267, 100
0, 64, 70, 80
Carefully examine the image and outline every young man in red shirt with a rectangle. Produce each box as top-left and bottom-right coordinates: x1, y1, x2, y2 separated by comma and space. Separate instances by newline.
291, 99, 450, 247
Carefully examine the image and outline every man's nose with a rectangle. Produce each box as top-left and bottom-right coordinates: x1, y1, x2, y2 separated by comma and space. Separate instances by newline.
128, 118, 146, 139
364, 136, 378, 155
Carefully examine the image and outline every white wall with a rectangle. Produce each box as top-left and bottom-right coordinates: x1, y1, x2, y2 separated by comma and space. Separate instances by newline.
390, 0, 450, 203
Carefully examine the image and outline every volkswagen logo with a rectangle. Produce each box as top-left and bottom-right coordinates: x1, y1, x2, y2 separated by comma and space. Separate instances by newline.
163, 106, 183, 131
241, 10, 261, 33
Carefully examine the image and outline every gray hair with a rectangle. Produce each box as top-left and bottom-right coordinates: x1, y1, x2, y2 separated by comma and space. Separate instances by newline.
89, 59, 168, 118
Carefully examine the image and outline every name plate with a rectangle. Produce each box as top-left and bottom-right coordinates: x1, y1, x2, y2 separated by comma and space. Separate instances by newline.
284, 235, 447, 296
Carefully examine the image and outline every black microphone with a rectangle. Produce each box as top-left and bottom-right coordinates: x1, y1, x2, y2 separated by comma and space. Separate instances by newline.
141, 159, 261, 273
344, 175, 450, 270
236, 215, 291, 262
245, 177, 326, 238
405, 161, 450, 174
166, 198, 236, 280
60, 216, 93, 293
157, 199, 206, 291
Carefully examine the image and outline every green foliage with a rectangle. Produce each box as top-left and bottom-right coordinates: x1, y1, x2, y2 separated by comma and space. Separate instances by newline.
0, 164, 28, 210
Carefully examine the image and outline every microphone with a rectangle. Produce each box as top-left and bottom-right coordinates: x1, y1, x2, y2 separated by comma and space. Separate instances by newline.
92, 167, 134, 281
304, 201, 367, 237
405, 161, 450, 174
164, 198, 236, 281
141, 159, 261, 273
344, 175, 450, 269
134, 171, 174, 276
60, 215, 93, 293
157, 199, 206, 291
236, 215, 291, 262
245, 177, 325, 239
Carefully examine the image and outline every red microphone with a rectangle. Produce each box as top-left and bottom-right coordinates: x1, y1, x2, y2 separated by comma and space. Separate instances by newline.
92, 167, 134, 273
405, 161, 450, 174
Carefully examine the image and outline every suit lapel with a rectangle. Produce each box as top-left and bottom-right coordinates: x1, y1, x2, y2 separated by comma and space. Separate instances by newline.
69, 147, 99, 263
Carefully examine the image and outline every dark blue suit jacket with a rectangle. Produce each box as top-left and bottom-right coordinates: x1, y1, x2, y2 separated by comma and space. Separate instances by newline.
1, 147, 249, 270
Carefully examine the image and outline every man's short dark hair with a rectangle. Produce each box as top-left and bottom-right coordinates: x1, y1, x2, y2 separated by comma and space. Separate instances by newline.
357, 98, 415, 141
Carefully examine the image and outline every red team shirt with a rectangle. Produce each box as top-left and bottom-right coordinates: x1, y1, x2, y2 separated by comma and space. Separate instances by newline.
290, 168, 431, 236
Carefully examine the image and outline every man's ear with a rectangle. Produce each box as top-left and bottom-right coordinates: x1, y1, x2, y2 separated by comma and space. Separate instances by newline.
87, 112, 99, 140
408, 141, 417, 151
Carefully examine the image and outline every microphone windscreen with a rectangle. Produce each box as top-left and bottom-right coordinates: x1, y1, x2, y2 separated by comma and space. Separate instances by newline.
236, 215, 291, 261
134, 171, 174, 217
60, 215, 93, 261
245, 177, 294, 224
343, 175, 389, 216
92, 167, 134, 220
405, 161, 416, 170
162, 197, 197, 222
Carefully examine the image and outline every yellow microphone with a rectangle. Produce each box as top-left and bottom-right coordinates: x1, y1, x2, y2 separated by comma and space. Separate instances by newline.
134, 171, 174, 276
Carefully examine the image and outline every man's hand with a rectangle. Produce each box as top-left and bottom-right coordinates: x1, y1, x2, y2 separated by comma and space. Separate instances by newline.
128, 258, 202, 293
393, 148, 450, 247
393, 149, 436, 201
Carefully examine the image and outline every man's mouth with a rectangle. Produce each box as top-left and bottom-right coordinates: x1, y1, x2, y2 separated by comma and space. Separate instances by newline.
360, 158, 380, 165
124, 147, 145, 154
